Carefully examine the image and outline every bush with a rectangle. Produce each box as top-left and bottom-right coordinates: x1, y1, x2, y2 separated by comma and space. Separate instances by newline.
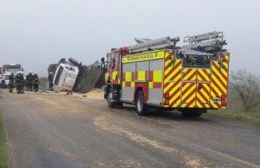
231, 70, 260, 111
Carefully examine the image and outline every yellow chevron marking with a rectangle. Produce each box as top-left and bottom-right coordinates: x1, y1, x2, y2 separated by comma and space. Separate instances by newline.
165, 60, 171, 68
165, 65, 182, 83
164, 66, 172, 76
183, 68, 188, 73
198, 69, 210, 81
182, 84, 196, 101
211, 75, 226, 94
181, 82, 192, 92
189, 101, 196, 107
210, 91, 217, 100
164, 71, 174, 83
181, 103, 187, 108
169, 83, 181, 95
173, 73, 182, 82
164, 82, 172, 93
200, 88, 210, 100
211, 83, 221, 96
209, 100, 218, 108
213, 61, 228, 79
183, 69, 196, 80
185, 93, 196, 104
164, 82, 174, 93
197, 93, 206, 103
212, 66, 227, 86
197, 75, 202, 81
222, 63, 229, 76
165, 52, 170, 58
203, 84, 210, 93
170, 92, 181, 104
196, 101, 203, 108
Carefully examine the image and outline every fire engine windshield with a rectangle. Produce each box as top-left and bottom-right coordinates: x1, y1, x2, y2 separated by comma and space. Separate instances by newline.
182, 55, 211, 68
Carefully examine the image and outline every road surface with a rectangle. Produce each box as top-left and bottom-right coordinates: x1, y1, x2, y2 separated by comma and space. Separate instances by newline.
0, 90, 260, 168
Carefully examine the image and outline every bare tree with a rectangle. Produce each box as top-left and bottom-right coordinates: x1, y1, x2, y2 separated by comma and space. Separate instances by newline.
231, 70, 260, 111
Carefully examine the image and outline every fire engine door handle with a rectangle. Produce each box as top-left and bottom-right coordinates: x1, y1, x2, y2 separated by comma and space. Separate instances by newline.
198, 84, 203, 90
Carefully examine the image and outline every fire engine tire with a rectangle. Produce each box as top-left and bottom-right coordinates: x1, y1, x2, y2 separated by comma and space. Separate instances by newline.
182, 109, 203, 118
136, 91, 147, 115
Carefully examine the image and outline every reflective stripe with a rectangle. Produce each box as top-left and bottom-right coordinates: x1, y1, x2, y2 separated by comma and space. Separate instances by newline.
153, 70, 162, 82
125, 72, 132, 81
122, 50, 164, 63
137, 71, 146, 81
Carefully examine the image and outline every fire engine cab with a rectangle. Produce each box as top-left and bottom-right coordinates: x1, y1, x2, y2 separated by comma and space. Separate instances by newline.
104, 32, 230, 117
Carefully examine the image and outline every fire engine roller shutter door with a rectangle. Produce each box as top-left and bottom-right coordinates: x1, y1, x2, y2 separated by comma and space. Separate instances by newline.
121, 63, 135, 102
147, 59, 163, 105
136, 61, 149, 81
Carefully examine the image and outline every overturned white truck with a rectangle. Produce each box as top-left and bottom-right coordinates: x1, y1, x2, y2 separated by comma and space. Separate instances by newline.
52, 58, 105, 93
53, 58, 80, 92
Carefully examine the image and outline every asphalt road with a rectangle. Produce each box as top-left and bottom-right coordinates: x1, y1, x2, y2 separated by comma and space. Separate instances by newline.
0, 90, 260, 168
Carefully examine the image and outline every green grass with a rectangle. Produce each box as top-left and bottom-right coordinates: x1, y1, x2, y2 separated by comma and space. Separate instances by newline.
0, 111, 9, 168
208, 110, 260, 127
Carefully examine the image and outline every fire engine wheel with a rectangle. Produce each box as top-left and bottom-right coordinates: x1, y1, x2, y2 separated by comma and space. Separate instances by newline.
136, 91, 147, 115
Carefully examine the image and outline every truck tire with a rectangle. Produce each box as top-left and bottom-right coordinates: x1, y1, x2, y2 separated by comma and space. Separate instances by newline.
135, 90, 147, 115
107, 87, 115, 108
69, 58, 80, 67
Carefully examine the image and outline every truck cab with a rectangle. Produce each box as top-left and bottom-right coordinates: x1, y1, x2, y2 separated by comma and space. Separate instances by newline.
53, 58, 80, 92
1, 72, 12, 88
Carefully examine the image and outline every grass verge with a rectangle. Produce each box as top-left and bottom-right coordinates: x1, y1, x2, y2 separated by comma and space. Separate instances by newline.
208, 110, 260, 127
0, 111, 9, 168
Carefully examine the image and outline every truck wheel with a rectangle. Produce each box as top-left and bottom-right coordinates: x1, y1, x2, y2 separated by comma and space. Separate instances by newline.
107, 88, 115, 108
136, 91, 147, 115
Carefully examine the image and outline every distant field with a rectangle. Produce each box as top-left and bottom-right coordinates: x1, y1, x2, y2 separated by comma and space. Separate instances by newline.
208, 89, 260, 127
0, 111, 9, 168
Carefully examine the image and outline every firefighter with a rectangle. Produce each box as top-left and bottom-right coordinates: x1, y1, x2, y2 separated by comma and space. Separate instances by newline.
26, 71, 33, 91
15, 72, 25, 94
9, 73, 14, 93
32, 73, 39, 92
48, 72, 53, 91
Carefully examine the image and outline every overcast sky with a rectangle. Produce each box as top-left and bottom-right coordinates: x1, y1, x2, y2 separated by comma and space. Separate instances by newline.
0, 0, 259, 76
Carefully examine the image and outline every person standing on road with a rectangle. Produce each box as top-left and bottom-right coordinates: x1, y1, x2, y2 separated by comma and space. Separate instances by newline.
48, 72, 53, 91
9, 73, 14, 93
26, 72, 33, 91
32, 73, 39, 92
15, 72, 25, 94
